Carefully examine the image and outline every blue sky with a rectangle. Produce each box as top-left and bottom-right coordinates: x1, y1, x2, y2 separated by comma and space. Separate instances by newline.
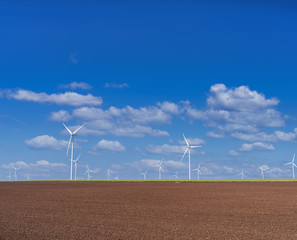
1, 1, 297, 180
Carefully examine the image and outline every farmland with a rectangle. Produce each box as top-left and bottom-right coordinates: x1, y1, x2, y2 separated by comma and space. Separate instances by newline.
1, 181, 297, 239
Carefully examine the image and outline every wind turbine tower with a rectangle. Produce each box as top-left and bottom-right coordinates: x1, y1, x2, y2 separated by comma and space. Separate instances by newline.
141, 170, 149, 180
181, 134, 202, 180
106, 169, 111, 180
155, 159, 164, 180
238, 169, 246, 180
284, 153, 296, 179
85, 164, 94, 180
192, 163, 202, 180
7, 172, 12, 181
73, 154, 81, 180
259, 166, 268, 179
63, 123, 85, 180
13, 166, 20, 181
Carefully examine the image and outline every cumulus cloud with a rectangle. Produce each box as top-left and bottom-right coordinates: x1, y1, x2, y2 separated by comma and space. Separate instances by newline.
1, 160, 66, 169
6, 89, 102, 106
157, 101, 180, 115
111, 125, 169, 138
179, 137, 205, 145
49, 110, 72, 122
94, 140, 126, 152
59, 82, 92, 90
185, 84, 285, 134
229, 150, 239, 156
207, 131, 225, 139
239, 142, 275, 152
25, 135, 68, 150
146, 144, 187, 155
105, 83, 129, 89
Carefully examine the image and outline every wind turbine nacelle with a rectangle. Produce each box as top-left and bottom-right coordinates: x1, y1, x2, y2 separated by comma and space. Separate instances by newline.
72, 133, 77, 136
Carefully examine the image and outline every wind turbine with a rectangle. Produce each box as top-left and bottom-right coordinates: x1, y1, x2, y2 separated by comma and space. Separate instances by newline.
27, 173, 30, 181
106, 169, 111, 180
155, 159, 164, 180
192, 163, 202, 180
141, 170, 149, 180
13, 166, 20, 181
73, 154, 81, 180
7, 172, 12, 181
259, 166, 269, 179
114, 176, 119, 180
63, 123, 85, 180
173, 172, 179, 180
84, 164, 94, 180
284, 153, 296, 179
181, 134, 202, 180
238, 169, 246, 180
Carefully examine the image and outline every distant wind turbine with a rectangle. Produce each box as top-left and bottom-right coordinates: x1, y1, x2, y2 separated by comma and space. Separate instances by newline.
155, 159, 164, 180
63, 123, 85, 180
181, 134, 202, 180
284, 153, 296, 179
27, 173, 30, 181
106, 169, 111, 180
84, 164, 94, 180
13, 166, 21, 181
73, 154, 81, 180
259, 166, 269, 179
172, 172, 179, 180
7, 172, 12, 181
114, 176, 119, 180
192, 163, 202, 180
238, 169, 247, 180
141, 170, 149, 180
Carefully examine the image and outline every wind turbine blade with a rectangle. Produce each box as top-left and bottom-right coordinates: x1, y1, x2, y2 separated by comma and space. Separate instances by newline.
191, 146, 202, 148
73, 124, 85, 134
66, 135, 72, 156
183, 134, 189, 147
76, 154, 81, 161
293, 153, 296, 163
63, 123, 72, 135
181, 148, 189, 161
284, 162, 292, 166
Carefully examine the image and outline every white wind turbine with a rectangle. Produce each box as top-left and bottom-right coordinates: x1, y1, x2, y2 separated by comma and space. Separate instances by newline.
73, 154, 81, 181
106, 169, 111, 180
192, 163, 202, 180
155, 159, 164, 180
63, 123, 85, 180
27, 173, 30, 181
238, 169, 246, 180
181, 134, 202, 180
7, 172, 12, 181
84, 164, 94, 180
284, 153, 296, 179
114, 176, 119, 180
259, 166, 269, 179
13, 166, 21, 181
173, 172, 179, 180
141, 170, 149, 180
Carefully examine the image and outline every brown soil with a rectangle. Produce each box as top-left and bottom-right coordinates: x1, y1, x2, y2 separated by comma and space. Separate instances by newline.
0, 181, 297, 240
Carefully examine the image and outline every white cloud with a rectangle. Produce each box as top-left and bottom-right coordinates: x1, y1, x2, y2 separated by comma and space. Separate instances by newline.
95, 140, 126, 152
223, 166, 235, 173
186, 84, 285, 134
146, 144, 186, 155
111, 125, 169, 138
179, 137, 205, 145
59, 82, 92, 90
239, 142, 275, 152
157, 101, 180, 115
6, 89, 102, 106
25, 135, 68, 150
1, 160, 66, 169
229, 150, 239, 156
207, 131, 225, 138
49, 110, 72, 122
105, 83, 129, 89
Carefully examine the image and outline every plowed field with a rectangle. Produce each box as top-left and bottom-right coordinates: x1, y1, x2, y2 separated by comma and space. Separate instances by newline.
1, 181, 297, 240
